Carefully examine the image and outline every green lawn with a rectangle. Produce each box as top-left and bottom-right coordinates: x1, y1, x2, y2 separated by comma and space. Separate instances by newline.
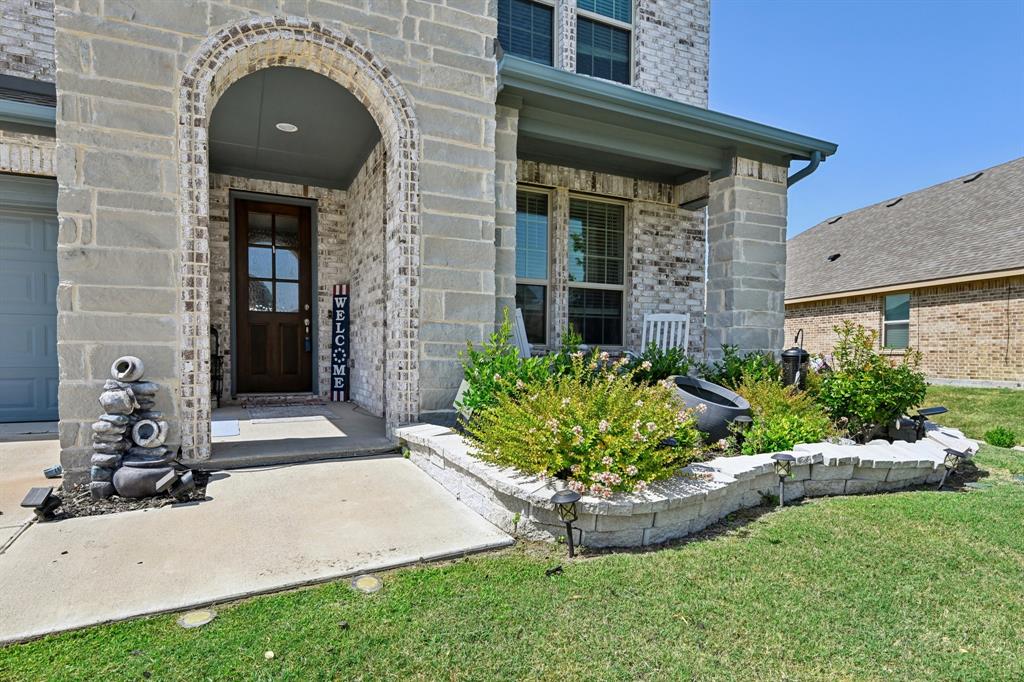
2, 389, 1023, 681
925, 384, 1024, 445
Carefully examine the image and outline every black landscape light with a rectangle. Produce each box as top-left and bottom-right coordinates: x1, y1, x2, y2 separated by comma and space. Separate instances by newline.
771, 453, 796, 508
21, 487, 61, 521
551, 489, 582, 558
912, 406, 948, 439
938, 448, 966, 490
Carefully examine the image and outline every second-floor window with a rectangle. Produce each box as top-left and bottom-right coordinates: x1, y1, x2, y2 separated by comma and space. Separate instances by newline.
576, 0, 632, 84
497, 0, 555, 66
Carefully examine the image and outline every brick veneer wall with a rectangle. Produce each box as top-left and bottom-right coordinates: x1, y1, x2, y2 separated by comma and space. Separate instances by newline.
633, 0, 710, 106
0, 127, 54, 176
207, 173, 349, 403
785, 275, 1024, 385
550, 0, 710, 108
344, 143, 386, 416
0, 0, 54, 81
515, 160, 705, 354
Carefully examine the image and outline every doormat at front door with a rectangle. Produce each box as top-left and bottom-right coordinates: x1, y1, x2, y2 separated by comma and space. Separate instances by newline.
240, 395, 326, 408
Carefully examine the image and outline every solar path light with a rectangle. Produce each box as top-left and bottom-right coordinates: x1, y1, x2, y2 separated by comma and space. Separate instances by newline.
20, 487, 61, 521
938, 448, 967, 490
551, 489, 582, 558
771, 453, 796, 507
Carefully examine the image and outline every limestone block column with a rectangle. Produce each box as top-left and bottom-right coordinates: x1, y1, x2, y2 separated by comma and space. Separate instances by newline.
705, 157, 789, 357
494, 103, 520, 322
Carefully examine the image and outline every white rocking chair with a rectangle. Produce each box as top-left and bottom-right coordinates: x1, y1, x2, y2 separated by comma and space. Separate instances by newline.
630, 313, 690, 357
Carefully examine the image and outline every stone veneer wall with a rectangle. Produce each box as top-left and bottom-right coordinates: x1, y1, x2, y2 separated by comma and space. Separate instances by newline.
515, 159, 705, 354
398, 423, 978, 549
0, 127, 55, 176
207, 173, 349, 403
785, 275, 1024, 386
706, 157, 789, 356
344, 143, 386, 416
54, 6, 500, 470
0, 0, 55, 81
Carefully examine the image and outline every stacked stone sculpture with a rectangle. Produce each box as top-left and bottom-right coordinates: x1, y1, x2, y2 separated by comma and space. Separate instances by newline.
90, 356, 174, 500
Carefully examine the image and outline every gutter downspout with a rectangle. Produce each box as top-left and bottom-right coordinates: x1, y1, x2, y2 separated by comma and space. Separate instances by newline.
787, 150, 822, 187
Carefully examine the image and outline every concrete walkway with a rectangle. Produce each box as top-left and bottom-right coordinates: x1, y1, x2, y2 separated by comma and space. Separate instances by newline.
0, 454, 512, 644
0, 439, 59, 548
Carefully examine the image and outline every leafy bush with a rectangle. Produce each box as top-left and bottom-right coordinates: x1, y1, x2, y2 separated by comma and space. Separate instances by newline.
984, 426, 1018, 449
456, 311, 552, 416
464, 354, 704, 497
735, 377, 835, 455
627, 343, 691, 385
699, 345, 781, 389
816, 321, 927, 441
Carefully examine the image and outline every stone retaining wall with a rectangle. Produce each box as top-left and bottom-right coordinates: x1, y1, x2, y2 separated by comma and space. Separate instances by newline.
397, 424, 979, 549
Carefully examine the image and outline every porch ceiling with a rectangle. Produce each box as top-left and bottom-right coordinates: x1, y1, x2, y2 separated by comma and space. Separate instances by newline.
209, 67, 381, 190
498, 55, 838, 184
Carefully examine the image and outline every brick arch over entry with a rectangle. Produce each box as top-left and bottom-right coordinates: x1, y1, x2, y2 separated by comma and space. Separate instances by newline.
178, 17, 420, 460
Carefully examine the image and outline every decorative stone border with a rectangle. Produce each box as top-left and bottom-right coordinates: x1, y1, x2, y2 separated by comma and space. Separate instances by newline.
177, 16, 421, 460
397, 424, 979, 548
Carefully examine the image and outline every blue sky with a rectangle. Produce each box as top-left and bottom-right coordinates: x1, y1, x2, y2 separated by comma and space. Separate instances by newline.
710, 0, 1024, 236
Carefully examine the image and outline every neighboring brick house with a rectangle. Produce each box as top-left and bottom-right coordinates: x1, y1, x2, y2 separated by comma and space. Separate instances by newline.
0, 0, 838, 483
785, 157, 1024, 388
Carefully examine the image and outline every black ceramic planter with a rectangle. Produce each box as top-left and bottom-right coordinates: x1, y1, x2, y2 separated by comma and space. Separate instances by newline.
670, 375, 751, 442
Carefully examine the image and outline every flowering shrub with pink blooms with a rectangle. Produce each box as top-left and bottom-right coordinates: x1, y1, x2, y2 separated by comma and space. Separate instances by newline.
464, 352, 704, 497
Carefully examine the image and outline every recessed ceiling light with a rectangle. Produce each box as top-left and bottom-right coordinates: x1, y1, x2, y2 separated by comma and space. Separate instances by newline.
275, 122, 298, 133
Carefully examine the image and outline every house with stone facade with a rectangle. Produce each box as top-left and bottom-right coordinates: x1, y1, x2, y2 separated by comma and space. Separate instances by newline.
0, 0, 837, 484
785, 157, 1023, 388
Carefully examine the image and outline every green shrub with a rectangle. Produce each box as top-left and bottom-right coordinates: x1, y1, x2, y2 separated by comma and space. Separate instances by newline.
627, 343, 691, 385
699, 345, 781, 389
735, 377, 836, 455
464, 354, 704, 497
456, 310, 552, 416
816, 321, 927, 441
984, 426, 1018, 448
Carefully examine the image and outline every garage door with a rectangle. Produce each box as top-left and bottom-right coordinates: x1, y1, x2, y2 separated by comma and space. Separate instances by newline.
0, 174, 58, 422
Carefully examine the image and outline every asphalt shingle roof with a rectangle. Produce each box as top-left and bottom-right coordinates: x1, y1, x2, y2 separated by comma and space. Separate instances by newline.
786, 156, 1024, 300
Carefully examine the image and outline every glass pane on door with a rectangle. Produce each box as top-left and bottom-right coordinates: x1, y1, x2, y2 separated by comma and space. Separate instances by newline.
248, 246, 273, 279
275, 249, 299, 280
275, 282, 299, 312
248, 212, 272, 245
275, 214, 299, 247
249, 280, 273, 311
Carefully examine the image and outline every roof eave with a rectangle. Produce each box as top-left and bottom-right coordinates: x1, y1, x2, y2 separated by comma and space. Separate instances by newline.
498, 55, 838, 166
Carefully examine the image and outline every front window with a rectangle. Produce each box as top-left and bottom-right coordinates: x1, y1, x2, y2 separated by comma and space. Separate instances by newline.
514, 191, 550, 344
576, 1, 632, 84
497, 0, 555, 66
883, 293, 910, 348
567, 198, 625, 346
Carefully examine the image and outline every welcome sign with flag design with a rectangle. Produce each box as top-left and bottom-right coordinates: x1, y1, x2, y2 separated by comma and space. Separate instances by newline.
331, 283, 350, 401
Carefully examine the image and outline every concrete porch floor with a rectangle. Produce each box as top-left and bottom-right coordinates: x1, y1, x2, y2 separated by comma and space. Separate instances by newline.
206, 401, 394, 469
0, 443, 512, 644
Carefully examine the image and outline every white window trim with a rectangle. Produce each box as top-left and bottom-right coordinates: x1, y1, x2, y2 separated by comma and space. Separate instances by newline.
882, 292, 911, 349
575, 1, 635, 85
566, 193, 629, 349
515, 187, 554, 347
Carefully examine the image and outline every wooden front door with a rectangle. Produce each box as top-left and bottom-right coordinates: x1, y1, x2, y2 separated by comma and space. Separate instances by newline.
235, 199, 313, 393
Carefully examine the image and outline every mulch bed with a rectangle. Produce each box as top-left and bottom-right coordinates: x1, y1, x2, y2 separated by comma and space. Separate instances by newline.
54, 472, 210, 519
